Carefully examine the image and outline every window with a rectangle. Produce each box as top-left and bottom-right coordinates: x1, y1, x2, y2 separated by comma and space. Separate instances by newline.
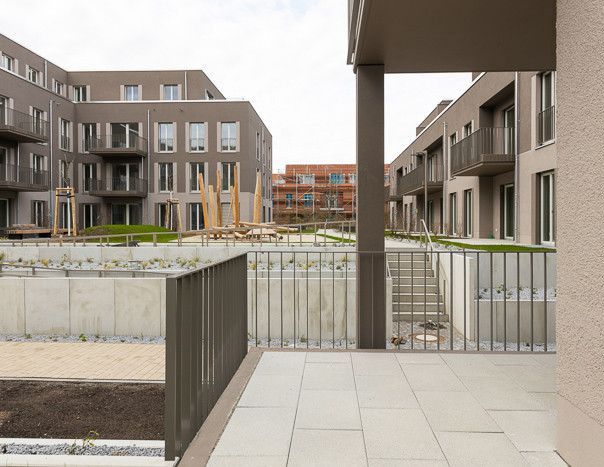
158, 123, 174, 152
158, 163, 173, 192
538, 72, 555, 144
503, 106, 516, 154
32, 200, 45, 227
463, 189, 473, 237
427, 200, 434, 231
297, 173, 315, 184
449, 193, 457, 235
190, 162, 205, 192
463, 122, 473, 138
0, 199, 8, 228
59, 160, 69, 188
83, 163, 97, 192
190, 203, 205, 230
111, 204, 140, 225
304, 193, 314, 208
540, 172, 555, 245
53, 80, 64, 96
111, 122, 139, 148
112, 163, 139, 192
27, 66, 40, 84
73, 85, 88, 102
32, 154, 44, 172
1, 53, 14, 72
82, 204, 98, 229
449, 132, 458, 149
59, 119, 70, 151
32, 108, 44, 134
256, 132, 260, 160
189, 123, 206, 151
541, 72, 554, 112
82, 123, 97, 151
124, 85, 139, 101
163, 84, 179, 100
221, 122, 237, 151
329, 173, 344, 184
221, 162, 236, 191
503, 184, 515, 240
205, 89, 214, 100
0, 95, 7, 125
427, 156, 438, 182
285, 193, 293, 208
348, 173, 357, 184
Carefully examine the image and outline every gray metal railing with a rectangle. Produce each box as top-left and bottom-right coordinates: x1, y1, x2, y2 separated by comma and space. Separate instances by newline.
87, 133, 148, 154
538, 105, 555, 145
450, 127, 515, 175
88, 177, 148, 195
0, 163, 49, 190
165, 253, 248, 461
398, 162, 443, 196
0, 107, 49, 140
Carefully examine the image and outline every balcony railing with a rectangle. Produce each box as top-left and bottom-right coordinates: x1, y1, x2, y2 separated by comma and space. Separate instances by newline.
537, 105, 555, 145
0, 108, 49, 143
87, 177, 148, 197
450, 127, 515, 177
0, 163, 49, 191
398, 162, 444, 196
87, 134, 148, 157
59, 134, 71, 151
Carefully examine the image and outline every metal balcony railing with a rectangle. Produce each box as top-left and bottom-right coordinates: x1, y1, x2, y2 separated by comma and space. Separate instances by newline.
87, 134, 148, 155
0, 107, 49, 142
537, 105, 555, 145
450, 127, 515, 176
398, 162, 443, 196
88, 177, 148, 196
59, 134, 71, 151
0, 163, 49, 191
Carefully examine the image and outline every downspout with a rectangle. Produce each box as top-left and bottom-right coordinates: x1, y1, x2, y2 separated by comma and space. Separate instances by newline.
147, 109, 151, 224
43, 60, 48, 88
48, 99, 54, 228
15, 144, 20, 224
184, 71, 188, 100
443, 121, 447, 234
514, 72, 519, 243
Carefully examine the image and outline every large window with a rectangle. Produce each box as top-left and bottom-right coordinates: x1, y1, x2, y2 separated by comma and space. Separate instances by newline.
59, 160, 69, 188
0, 199, 8, 228
503, 106, 515, 154
190, 203, 205, 230
221, 122, 237, 151
158, 123, 174, 152
538, 72, 556, 144
1, 53, 14, 72
60, 119, 70, 151
73, 85, 88, 102
0, 96, 7, 125
113, 163, 139, 192
82, 123, 97, 151
285, 193, 293, 208
32, 200, 45, 227
221, 162, 236, 191
297, 173, 315, 184
464, 189, 473, 237
111, 122, 139, 149
540, 172, 555, 245
82, 204, 98, 229
190, 163, 205, 192
124, 85, 139, 101
449, 193, 457, 235
111, 204, 140, 225
304, 193, 314, 208
83, 163, 97, 192
329, 173, 344, 184
189, 123, 206, 151
503, 184, 515, 240
163, 84, 178, 100
32, 108, 44, 134
158, 163, 173, 192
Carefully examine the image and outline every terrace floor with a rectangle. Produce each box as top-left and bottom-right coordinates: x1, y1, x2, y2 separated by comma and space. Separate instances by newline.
208, 351, 564, 466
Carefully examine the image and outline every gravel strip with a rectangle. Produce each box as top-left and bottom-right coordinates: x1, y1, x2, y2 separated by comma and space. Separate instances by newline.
0, 334, 164, 344
0, 443, 163, 456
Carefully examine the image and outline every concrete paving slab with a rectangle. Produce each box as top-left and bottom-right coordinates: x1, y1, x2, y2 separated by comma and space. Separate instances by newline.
295, 390, 361, 430
288, 429, 367, 467
402, 363, 466, 392
436, 432, 526, 467
302, 362, 355, 391
489, 410, 557, 451
355, 374, 418, 409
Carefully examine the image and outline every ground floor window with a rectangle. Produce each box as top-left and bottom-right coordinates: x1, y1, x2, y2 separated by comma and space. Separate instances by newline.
286, 193, 293, 208
503, 184, 515, 240
82, 204, 98, 229
32, 200, 45, 227
158, 203, 168, 228
427, 200, 434, 232
189, 203, 204, 230
0, 198, 8, 228
111, 204, 140, 225
540, 172, 555, 244
450, 193, 457, 235
464, 189, 473, 237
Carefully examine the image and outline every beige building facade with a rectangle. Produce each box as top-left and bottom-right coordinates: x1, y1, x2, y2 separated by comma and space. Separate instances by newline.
389, 71, 556, 246
0, 34, 272, 232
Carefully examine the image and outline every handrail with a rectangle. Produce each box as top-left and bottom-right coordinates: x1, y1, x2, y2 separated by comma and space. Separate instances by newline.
420, 219, 434, 252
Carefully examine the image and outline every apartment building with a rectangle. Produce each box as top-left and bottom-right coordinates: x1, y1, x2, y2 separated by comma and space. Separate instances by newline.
389, 71, 556, 245
0, 34, 272, 232
272, 163, 389, 223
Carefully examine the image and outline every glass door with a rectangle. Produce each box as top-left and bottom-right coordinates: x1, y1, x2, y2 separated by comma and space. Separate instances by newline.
0, 199, 8, 228
503, 106, 515, 154
111, 204, 126, 225
541, 172, 555, 244
504, 184, 515, 240
0, 96, 7, 125
464, 190, 473, 237
0, 147, 6, 181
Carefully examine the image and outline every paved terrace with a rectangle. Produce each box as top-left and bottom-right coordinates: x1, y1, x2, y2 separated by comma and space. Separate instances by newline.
207, 351, 564, 466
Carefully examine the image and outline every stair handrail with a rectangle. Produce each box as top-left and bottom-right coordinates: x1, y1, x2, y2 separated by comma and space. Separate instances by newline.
420, 219, 434, 253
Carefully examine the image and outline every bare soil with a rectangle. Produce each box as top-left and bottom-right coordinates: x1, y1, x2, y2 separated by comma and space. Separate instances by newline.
0, 381, 164, 439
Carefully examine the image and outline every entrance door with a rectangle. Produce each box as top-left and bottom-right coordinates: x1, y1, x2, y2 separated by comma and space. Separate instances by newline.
0, 199, 8, 228
464, 190, 473, 237
540, 172, 555, 244
113, 163, 138, 191
504, 184, 515, 240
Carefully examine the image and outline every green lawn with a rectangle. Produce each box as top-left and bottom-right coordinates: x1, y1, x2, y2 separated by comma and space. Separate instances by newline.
80, 225, 178, 243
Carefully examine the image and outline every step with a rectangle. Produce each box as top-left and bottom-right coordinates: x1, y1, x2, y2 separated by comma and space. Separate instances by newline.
392, 284, 439, 293
392, 302, 444, 313
389, 269, 435, 278
393, 292, 444, 304
387, 260, 431, 268
393, 311, 450, 323
390, 276, 438, 286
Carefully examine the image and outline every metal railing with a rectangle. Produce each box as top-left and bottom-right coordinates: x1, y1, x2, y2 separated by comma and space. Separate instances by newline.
0, 107, 49, 139
245, 249, 556, 352
397, 162, 443, 196
88, 177, 148, 195
165, 253, 248, 461
59, 134, 71, 151
87, 134, 148, 154
0, 261, 171, 278
0, 163, 49, 190
537, 105, 555, 145
450, 127, 515, 174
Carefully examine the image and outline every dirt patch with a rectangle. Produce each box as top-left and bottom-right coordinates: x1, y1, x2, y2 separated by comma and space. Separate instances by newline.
0, 381, 164, 439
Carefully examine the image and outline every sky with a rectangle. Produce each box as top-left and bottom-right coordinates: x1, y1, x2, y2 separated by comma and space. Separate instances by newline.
0, 0, 472, 171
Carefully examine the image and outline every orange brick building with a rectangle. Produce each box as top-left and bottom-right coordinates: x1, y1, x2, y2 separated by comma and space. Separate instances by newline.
272, 164, 390, 223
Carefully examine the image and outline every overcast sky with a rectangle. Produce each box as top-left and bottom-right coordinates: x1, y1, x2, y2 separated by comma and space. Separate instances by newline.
1, 0, 471, 171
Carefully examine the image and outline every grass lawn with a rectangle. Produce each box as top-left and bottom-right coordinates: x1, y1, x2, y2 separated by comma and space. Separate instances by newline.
435, 239, 555, 253
79, 225, 178, 243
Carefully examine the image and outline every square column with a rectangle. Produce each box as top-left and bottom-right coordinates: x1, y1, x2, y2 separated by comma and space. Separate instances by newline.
356, 65, 385, 349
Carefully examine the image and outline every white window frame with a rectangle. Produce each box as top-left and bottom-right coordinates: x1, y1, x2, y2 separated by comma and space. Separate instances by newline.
124, 85, 140, 101
464, 189, 473, 238
189, 122, 206, 152
189, 203, 204, 230
83, 163, 97, 192
189, 162, 205, 192
163, 84, 179, 101
158, 163, 173, 193
53, 80, 64, 96
28, 66, 40, 84
73, 85, 88, 102
220, 122, 237, 152
32, 154, 45, 172
82, 204, 96, 229
221, 162, 236, 192
503, 183, 515, 240
450, 193, 457, 236
540, 172, 555, 246
1, 53, 14, 72
82, 123, 97, 152
463, 121, 473, 138
158, 123, 174, 152
32, 200, 45, 227
59, 118, 71, 151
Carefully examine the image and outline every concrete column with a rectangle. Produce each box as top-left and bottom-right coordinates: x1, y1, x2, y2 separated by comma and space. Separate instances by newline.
556, 1, 604, 465
356, 65, 385, 349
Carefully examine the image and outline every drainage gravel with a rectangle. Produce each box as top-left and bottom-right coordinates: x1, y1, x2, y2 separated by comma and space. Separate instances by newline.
1, 443, 163, 457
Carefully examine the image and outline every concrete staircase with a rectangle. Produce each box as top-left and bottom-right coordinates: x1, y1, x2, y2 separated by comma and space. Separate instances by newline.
387, 251, 448, 323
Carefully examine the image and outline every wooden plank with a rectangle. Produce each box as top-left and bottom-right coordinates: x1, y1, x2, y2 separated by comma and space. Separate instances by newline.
233, 164, 240, 227
198, 174, 210, 230
253, 171, 262, 224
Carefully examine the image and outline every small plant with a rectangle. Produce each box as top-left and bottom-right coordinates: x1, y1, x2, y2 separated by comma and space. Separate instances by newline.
0, 252, 4, 261
249, 261, 257, 271
17, 257, 22, 263
87, 257, 94, 263
24, 333, 32, 339
79, 333, 87, 342
68, 430, 99, 455
41, 258, 50, 267
300, 335, 307, 343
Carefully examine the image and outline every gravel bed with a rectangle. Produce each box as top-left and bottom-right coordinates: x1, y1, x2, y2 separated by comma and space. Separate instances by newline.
0, 334, 164, 344
248, 260, 356, 272
1, 443, 163, 457
477, 287, 556, 300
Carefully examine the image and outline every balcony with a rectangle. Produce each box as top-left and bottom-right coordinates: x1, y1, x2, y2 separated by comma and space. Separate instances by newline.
0, 108, 49, 143
398, 162, 443, 196
451, 127, 515, 177
87, 177, 148, 198
537, 105, 555, 145
86, 134, 148, 157
0, 163, 49, 191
